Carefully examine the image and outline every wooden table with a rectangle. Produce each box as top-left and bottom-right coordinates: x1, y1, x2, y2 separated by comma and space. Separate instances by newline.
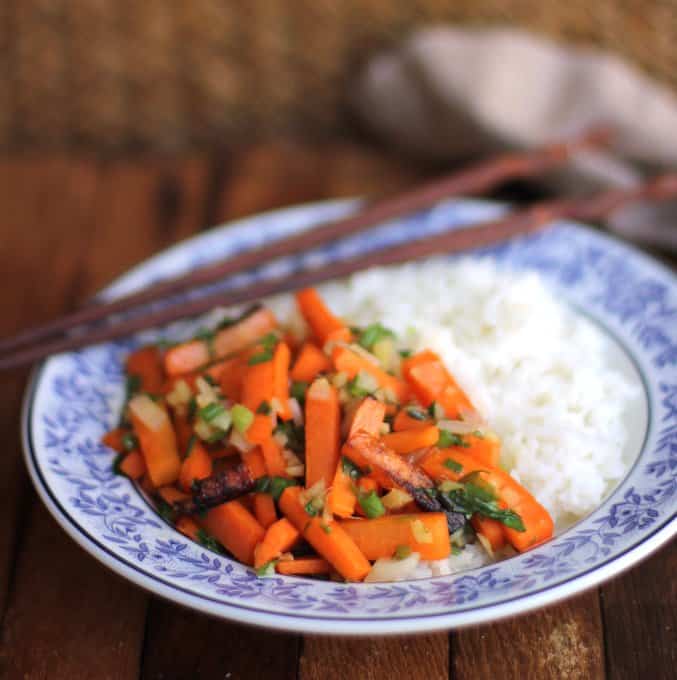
0, 145, 674, 680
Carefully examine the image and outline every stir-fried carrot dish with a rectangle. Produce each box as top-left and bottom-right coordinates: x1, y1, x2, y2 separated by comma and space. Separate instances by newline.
103, 289, 553, 581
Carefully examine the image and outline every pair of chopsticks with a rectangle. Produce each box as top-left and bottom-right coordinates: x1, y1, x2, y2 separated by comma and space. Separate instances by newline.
3, 128, 677, 371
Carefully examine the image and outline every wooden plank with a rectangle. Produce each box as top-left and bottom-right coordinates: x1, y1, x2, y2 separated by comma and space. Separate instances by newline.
0, 156, 211, 680
141, 599, 300, 680
299, 634, 448, 680
452, 592, 606, 680
601, 543, 676, 680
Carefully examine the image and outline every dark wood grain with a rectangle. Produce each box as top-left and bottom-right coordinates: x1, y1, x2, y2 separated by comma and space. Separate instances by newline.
299, 634, 449, 680
452, 592, 606, 680
601, 542, 677, 680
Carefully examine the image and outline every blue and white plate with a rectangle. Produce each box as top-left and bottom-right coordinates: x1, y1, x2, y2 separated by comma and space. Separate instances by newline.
22, 198, 676, 635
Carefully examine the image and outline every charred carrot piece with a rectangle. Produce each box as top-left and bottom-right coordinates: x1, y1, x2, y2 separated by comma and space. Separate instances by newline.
304, 377, 340, 488
202, 500, 265, 565
331, 345, 409, 403
295, 288, 352, 346
128, 395, 182, 487
290, 342, 331, 383
420, 448, 554, 551
178, 440, 213, 492
279, 486, 370, 581
253, 518, 300, 568
126, 346, 165, 394
276, 557, 331, 576
381, 426, 440, 454
272, 342, 292, 420
164, 307, 277, 376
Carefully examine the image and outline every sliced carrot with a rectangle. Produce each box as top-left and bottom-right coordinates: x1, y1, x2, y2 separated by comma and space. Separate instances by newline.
118, 450, 146, 479
304, 378, 340, 488
272, 341, 292, 420
178, 440, 213, 492
214, 355, 249, 401
339, 513, 450, 561
253, 493, 277, 528
402, 350, 473, 418
327, 461, 357, 518
246, 414, 274, 445
420, 448, 554, 552
253, 518, 300, 568
381, 426, 440, 454
202, 500, 265, 565
276, 557, 330, 576
173, 412, 195, 454
331, 345, 409, 403
393, 408, 433, 432
463, 431, 501, 467
290, 342, 331, 383
295, 288, 352, 346
240, 358, 274, 413
260, 437, 289, 478
164, 307, 277, 376
129, 395, 182, 487
102, 427, 126, 453
240, 447, 267, 479
348, 397, 386, 438
126, 346, 165, 394
175, 516, 201, 541
279, 486, 370, 581
472, 515, 507, 552
157, 486, 190, 505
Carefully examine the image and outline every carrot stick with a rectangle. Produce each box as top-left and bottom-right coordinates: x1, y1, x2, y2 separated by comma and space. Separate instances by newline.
118, 450, 146, 479
420, 448, 554, 551
128, 395, 182, 487
327, 459, 356, 518
472, 515, 507, 551
214, 355, 250, 401
272, 341, 292, 420
240, 358, 274, 413
157, 486, 190, 505
381, 426, 440, 454
339, 513, 451, 561
276, 557, 330, 576
126, 346, 165, 394
290, 342, 331, 383
295, 288, 352, 345
102, 427, 126, 453
253, 518, 300, 567
246, 414, 273, 445
202, 500, 265, 565
260, 437, 289, 478
240, 447, 267, 479
393, 408, 433, 432
331, 345, 409, 403
172, 412, 194, 454
178, 440, 213, 492
401, 350, 473, 418
175, 516, 201, 541
164, 307, 277, 376
253, 493, 277, 528
348, 397, 386, 437
304, 377, 340, 488
279, 486, 370, 581
463, 431, 501, 467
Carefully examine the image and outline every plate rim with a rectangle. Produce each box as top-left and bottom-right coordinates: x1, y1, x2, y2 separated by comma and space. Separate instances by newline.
21, 197, 677, 635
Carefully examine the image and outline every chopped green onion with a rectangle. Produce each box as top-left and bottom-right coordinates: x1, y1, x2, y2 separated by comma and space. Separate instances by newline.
347, 371, 378, 398
341, 456, 364, 481
121, 432, 138, 452
269, 476, 299, 501
256, 401, 272, 415
406, 407, 428, 421
259, 332, 280, 351
304, 501, 319, 516
199, 402, 226, 423
320, 522, 332, 534
126, 374, 142, 397
184, 434, 198, 458
290, 381, 308, 403
437, 429, 470, 448
399, 349, 413, 358
203, 374, 218, 387
248, 350, 273, 365
394, 545, 412, 560
156, 499, 175, 523
255, 560, 278, 577
187, 396, 197, 420
451, 545, 462, 556
254, 476, 271, 493
358, 323, 396, 351
196, 529, 223, 553
358, 491, 386, 519
443, 458, 463, 473
231, 404, 254, 434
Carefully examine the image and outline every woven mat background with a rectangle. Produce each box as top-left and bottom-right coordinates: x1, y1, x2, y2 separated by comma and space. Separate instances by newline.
2, 0, 675, 152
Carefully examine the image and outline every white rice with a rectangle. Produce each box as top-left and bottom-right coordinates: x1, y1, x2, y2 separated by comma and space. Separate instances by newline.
268, 257, 640, 577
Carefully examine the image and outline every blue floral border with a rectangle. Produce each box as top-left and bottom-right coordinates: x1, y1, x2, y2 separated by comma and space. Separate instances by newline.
26, 199, 676, 620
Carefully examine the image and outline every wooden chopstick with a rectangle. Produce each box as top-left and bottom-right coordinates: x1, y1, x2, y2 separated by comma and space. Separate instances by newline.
0, 128, 610, 356
2, 172, 676, 371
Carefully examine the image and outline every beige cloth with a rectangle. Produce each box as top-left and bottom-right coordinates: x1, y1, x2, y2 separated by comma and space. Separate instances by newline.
352, 27, 677, 250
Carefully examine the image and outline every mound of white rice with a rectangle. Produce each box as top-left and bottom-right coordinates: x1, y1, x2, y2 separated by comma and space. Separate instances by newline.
268, 257, 640, 576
